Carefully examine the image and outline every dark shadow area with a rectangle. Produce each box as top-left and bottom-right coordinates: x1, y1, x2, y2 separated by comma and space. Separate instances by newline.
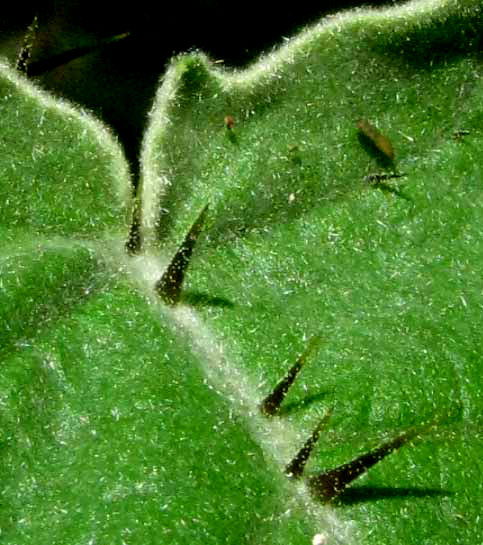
0, 0, 471, 253
20, 31, 131, 76
279, 391, 331, 416
366, 10, 482, 71
0, 0, 408, 173
180, 291, 235, 309
226, 130, 238, 145
362, 171, 412, 202
335, 485, 451, 505
371, 180, 413, 202
33, 31, 167, 175
308, 422, 437, 502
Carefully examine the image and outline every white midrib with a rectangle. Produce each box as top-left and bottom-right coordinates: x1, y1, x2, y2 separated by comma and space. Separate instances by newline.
126, 253, 357, 545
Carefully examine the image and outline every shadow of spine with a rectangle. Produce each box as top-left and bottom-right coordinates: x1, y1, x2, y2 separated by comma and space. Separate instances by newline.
308, 422, 435, 502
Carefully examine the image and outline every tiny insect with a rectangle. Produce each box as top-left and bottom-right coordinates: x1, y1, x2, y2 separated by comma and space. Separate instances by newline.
357, 119, 395, 161
452, 129, 470, 140
364, 172, 405, 184
224, 115, 235, 130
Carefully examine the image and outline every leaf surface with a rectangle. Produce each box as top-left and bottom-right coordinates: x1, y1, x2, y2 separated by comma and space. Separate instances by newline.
2, 1, 483, 543
139, 0, 483, 543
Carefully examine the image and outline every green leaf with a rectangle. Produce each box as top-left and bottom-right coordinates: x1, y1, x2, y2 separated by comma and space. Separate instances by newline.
0, 62, 317, 544
138, 0, 483, 543
0, 60, 131, 242
2, 0, 483, 543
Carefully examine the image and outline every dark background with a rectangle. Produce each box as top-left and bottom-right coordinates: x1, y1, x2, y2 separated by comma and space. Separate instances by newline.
0, 1, 405, 169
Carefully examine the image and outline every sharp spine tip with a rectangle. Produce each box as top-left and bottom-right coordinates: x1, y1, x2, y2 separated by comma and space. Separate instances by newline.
285, 409, 332, 478
260, 335, 322, 416
308, 421, 435, 502
155, 204, 209, 305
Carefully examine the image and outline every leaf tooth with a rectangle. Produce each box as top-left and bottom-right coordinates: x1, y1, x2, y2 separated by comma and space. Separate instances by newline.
155, 204, 209, 305
260, 335, 321, 417
285, 409, 332, 478
308, 422, 434, 502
